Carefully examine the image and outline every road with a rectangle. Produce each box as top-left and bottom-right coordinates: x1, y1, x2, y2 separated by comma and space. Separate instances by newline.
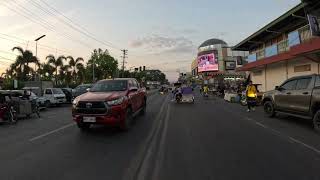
0, 91, 319, 180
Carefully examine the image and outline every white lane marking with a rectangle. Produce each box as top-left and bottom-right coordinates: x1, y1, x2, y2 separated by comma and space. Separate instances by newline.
254, 121, 320, 155
29, 123, 76, 142
255, 122, 268, 128
288, 136, 320, 154
152, 104, 171, 180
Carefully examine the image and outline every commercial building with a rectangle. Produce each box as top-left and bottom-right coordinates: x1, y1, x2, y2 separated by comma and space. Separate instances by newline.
233, 1, 320, 92
193, 38, 248, 84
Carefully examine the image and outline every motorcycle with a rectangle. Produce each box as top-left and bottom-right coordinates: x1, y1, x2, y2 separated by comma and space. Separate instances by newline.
0, 93, 17, 124
175, 93, 182, 103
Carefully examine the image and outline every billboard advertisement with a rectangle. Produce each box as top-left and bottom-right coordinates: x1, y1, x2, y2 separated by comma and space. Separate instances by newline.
197, 53, 218, 72
225, 61, 236, 70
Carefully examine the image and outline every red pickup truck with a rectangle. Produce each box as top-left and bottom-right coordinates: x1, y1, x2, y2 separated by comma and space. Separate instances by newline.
72, 78, 147, 131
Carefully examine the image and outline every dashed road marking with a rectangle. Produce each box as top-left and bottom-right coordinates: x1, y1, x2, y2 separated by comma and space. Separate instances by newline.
29, 123, 76, 142
253, 120, 320, 155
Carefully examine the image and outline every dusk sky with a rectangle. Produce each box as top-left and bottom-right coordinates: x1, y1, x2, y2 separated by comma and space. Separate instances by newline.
0, 0, 300, 81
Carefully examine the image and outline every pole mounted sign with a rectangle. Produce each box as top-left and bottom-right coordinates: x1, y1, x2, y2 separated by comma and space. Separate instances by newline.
307, 14, 320, 37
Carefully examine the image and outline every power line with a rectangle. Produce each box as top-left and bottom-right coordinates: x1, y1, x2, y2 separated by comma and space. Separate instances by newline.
0, 33, 71, 54
34, 0, 121, 51
0, 0, 94, 50
0, 55, 15, 62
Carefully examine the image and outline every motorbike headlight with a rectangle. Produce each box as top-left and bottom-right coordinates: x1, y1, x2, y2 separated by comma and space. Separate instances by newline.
106, 97, 125, 106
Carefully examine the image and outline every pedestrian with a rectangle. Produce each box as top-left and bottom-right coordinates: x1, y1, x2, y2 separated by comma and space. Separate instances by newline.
246, 80, 257, 112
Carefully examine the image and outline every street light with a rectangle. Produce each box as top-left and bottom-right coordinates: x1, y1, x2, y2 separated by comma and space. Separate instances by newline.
34, 35, 46, 74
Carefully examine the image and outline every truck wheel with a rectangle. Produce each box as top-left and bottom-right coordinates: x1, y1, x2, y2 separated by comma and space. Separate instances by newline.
264, 101, 276, 117
77, 122, 91, 131
312, 110, 320, 134
121, 108, 133, 131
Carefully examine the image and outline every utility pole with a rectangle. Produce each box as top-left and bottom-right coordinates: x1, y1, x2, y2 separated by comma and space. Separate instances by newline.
121, 49, 128, 78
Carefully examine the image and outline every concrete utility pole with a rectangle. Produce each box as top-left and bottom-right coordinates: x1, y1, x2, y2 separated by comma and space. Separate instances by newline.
121, 49, 128, 77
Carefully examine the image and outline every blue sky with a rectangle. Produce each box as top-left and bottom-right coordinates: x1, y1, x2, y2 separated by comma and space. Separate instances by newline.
0, 0, 300, 81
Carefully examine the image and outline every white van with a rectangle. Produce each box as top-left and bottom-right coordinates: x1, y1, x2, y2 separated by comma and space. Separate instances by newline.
43, 88, 66, 106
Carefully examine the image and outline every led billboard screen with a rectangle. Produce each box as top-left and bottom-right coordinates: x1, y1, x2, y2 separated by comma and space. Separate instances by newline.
197, 53, 218, 72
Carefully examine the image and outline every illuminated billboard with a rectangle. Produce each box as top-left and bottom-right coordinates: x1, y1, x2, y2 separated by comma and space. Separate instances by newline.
197, 53, 218, 72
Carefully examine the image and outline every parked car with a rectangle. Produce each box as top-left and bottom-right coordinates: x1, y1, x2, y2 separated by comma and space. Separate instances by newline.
43, 88, 66, 106
262, 74, 320, 132
61, 88, 73, 103
72, 78, 147, 131
72, 84, 92, 98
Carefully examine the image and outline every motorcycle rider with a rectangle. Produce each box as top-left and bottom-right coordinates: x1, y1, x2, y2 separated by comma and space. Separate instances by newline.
246, 80, 257, 112
203, 84, 209, 97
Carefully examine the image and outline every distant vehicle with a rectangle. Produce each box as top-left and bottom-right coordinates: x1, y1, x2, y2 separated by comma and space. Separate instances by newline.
262, 74, 320, 133
72, 84, 92, 98
72, 78, 147, 131
61, 88, 72, 103
43, 88, 66, 106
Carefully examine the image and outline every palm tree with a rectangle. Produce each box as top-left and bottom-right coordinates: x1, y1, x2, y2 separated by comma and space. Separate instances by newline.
39, 62, 55, 81
76, 63, 85, 84
60, 64, 72, 86
46, 55, 66, 85
12, 46, 38, 81
67, 56, 84, 82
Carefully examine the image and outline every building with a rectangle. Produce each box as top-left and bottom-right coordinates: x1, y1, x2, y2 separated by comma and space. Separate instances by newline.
233, 1, 320, 92
191, 59, 198, 77
193, 38, 248, 84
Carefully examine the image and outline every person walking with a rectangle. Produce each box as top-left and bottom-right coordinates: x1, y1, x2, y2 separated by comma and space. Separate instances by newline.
246, 81, 257, 112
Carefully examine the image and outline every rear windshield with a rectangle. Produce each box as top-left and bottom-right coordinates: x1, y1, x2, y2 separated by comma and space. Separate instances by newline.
76, 85, 91, 91
90, 80, 127, 92
52, 88, 64, 94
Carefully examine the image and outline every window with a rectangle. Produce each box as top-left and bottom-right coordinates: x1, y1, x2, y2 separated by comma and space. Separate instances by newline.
52, 88, 64, 94
45, 89, 52, 94
315, 76, 320, 87
90, 80, 128, 92
128, 80, 134, 88
130, 80, 139, 88
281, 80, 297, 90
296, 78, 311, 90
134, 80, 140, 88
294, 64, 311, 72
253, 70, 262, 76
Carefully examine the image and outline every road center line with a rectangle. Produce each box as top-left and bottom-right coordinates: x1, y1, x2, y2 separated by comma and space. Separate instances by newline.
29, 123, 76, 142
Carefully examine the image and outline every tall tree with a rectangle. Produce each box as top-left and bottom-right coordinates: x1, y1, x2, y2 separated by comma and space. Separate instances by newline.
87, 48, 118, 82
46, 55, 65, 85
11, 46, 38, 81
60, 64, 71, 86
66, 56, 84, 82
39, 62, 55, 81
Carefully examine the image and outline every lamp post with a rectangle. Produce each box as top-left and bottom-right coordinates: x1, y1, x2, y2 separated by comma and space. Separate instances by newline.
34, 35, 46, 80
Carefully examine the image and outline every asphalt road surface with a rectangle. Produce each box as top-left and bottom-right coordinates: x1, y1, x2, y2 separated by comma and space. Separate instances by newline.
0, 91, 319, 180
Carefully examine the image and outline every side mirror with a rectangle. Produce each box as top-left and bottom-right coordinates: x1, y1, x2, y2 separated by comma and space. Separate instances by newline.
275, 86, 279, 90
129, 87, 138, 92
86, 88, 90, 92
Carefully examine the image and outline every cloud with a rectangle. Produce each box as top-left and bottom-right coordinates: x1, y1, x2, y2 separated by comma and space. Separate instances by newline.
180, 28, 198, 34
129, 35, 196, 54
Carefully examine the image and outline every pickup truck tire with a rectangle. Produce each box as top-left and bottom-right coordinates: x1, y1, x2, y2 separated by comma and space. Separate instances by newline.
264, 101, 276, 118
77, 122, 91, 131
121, 108, 133, 131
312, 110, 320, 133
